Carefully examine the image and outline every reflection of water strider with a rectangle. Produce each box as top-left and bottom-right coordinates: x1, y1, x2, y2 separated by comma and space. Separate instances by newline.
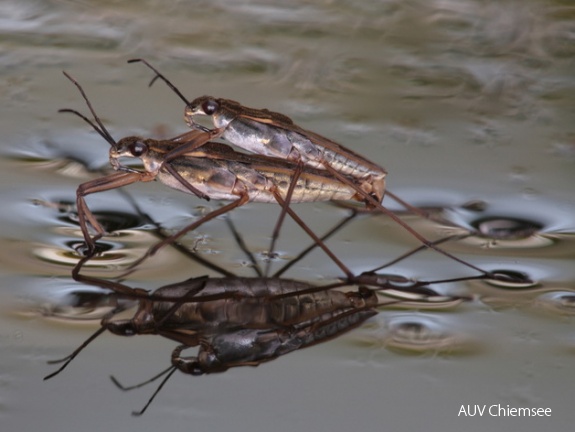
43, 185, 472, 415
44, 257, 387, 415
47, 263, 470, 415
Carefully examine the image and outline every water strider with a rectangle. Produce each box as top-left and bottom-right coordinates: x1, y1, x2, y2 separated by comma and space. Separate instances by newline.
61, 71, 374, 277
129, 58, 501, 278
130, 59, 386, 199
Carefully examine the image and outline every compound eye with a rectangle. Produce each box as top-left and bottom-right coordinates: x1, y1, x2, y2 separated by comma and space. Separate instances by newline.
129, 141, 147, 157
202, 99, 219, 115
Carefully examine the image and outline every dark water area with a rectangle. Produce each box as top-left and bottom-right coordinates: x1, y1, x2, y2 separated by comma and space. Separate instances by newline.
1, 1, 574, 431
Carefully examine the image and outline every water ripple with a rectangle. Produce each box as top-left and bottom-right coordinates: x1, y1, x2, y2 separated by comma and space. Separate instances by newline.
358, 314, 479, 355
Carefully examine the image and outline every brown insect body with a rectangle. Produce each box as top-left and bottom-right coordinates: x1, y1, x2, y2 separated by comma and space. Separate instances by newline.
62, 71, 362, 274
173, 306, 377, 375
112, 276, 378, 347
45, 270, 384, 388
82, 272, 381, 415
113, 137, 363, 204
186, 96, 387, 202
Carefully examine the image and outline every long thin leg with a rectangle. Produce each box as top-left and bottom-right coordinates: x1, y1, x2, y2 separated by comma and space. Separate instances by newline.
131, 367, 178, 416
76, 171, 148, 252
367, 234, 470, 273
264, 162, 304, 277
272, 210, 358, 278
70, 164, 237, 279
45, 259, 155, 381
384, 190, 430, 219
163, 161, 211, 201
323, 164, 491, 276
273, 192, 354, 279
164, 129, 225, 161
44, 325, 108, 380
125, 197, 236, 277
109, 180, 236, 277
224, 215, 263, 277
72, 253, 145, 296
126, 195, 250, 271
110, 366, 175, 392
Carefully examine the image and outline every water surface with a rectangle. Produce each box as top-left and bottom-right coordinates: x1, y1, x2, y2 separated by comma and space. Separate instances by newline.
1, 1, 574, 431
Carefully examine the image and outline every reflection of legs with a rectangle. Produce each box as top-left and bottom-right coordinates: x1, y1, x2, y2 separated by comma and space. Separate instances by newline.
324, 164, 490, 276
224, 215, 263, 277
367, 234, 471, 273
126, 194, 250, 270
264, 162, 303, 277
109, 344, 200, 417
113, 182, 237, 278
128, 167, 354, 278
111, 366, 175, 392
58, 257, 209, 382
111, 364, 178, 417
44, 303, 124, 381
272, 210, 358, 278
224, 209, 359, 279
219, 162, 357, 279
273, 191, 353, 279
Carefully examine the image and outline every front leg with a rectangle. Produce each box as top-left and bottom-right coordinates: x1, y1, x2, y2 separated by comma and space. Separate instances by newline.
76, 171, 150, 252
